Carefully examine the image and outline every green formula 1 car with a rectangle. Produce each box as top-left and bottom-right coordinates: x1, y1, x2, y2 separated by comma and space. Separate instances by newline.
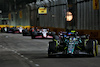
48, 31, 98, 57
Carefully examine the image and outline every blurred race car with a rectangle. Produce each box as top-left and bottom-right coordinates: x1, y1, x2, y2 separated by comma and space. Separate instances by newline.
1, 27, 8, 33
7, 27, 23, 34
22, 28, 32, 36
12, 27, 23, 34
7, 27, 14, 33
48, 31, 98, 57
31, 28, 55, 39
1, 27, 23, 34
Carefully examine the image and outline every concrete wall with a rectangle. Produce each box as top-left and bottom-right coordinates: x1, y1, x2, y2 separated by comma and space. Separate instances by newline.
30, 0, 69, 28
8, 0, 76, 29
77, 0, 100, 30
0, 14, 2, 25
8, 0, 100, 30
9, 12, 16, 26
39, 0, 67, 28
0, 20, 2, 25
9, 6, 30, 26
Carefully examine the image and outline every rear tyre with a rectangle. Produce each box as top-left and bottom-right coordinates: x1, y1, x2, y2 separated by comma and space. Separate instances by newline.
94, 40, 98, 56
48, 50, 53, 58
86, 40, 96, 57
31, 31, 38, 39
22, 33, 25, 36
31, 35, 35, 39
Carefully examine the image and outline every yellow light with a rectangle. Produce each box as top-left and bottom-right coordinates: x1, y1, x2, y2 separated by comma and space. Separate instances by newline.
65, 12, 73, 21
71, 30, 76, 33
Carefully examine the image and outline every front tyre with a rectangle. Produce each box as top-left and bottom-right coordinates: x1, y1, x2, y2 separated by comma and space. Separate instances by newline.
48, 49, 53, 58
31, 35, 35, 39
48, 41, 56, 57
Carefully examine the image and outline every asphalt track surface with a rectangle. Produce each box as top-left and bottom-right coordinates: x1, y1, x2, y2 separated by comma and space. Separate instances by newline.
0, 33, 100, 67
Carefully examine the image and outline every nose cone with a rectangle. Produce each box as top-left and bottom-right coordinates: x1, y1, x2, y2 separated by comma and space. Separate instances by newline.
43, 32, 47, 37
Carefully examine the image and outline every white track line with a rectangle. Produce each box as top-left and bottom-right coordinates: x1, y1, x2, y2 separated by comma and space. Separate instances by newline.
0, 45, 40, 66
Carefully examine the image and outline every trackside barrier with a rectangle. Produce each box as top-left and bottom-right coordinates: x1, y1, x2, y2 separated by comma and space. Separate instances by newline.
9, 26, 14, 28
16, 26, 24, 28
24, 26, 31, 29
0, 25, 9, 28
46, 27, 66, 34
37, 26, 42, 29
76, 30, 100, 44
